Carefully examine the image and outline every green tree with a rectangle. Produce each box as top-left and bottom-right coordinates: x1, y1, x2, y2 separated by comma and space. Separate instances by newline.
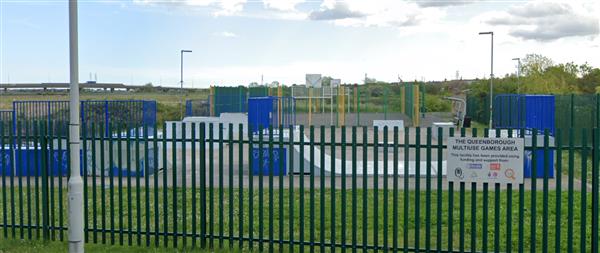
321, 76, 333, 86
521, 54, 554, 76
581, 68, 600, 93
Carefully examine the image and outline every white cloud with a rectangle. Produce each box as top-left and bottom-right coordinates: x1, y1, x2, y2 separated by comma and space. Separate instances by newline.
133, 0, 215, 7
214, 31, 238, 38
308, 0, 445, 28
263, 0, 304, 11
309, 2, 365, 20
132, 0, 246, 16
482, 2, 599, 41
214, 0, 247, 16
416, 0, 475, 8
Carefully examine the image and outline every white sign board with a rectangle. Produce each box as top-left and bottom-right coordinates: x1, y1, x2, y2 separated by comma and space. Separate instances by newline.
306, 74, 322, 88
330, 79, 341, 87
447, 137, 524, 184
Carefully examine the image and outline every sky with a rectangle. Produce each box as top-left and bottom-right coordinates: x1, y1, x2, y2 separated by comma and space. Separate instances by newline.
0, 0, 599, 88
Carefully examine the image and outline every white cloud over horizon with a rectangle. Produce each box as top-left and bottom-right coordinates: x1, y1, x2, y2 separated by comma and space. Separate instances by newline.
482, 2, 599, 41
1, 0, 599, 86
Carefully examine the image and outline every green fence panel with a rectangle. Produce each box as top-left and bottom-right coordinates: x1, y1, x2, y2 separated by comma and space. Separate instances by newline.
0, 118, 599, 252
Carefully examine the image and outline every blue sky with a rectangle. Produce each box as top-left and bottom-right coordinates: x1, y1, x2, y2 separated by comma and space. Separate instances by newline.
1, 0, 599, 87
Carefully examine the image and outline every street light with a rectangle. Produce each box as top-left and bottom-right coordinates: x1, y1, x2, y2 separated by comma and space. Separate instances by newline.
68, 0, 84, 252
479, 31, 494, 129
512, 57, 521, 93
180, 49, 192, 119
180, 50, 192, 89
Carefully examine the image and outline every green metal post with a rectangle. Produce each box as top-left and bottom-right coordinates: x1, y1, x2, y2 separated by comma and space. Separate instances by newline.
373, 126, 379, 252
362, 126, 367, 253
352, 126, 357, 253
543, 129, 550, 253
581, 130, 588, 253
127, 123, 133, 245
192, 123, 197, 248
91, 124, 98, 243
268, 125, 274, 253
248, 124, 254, 250
403, 127, 409, 253
555, 129, 562, 253
172, 122, 178, 248
228, 124, 234, 249
383, 126, 389, 252
329, 125, 337, 252
531, 129, 538, 253
320, 125, 326, 253
288, 124, 295, 252
310, 126, 315, 253
299, 126, 305, 253
218, 123, 224, 248
200, 123, 207, 248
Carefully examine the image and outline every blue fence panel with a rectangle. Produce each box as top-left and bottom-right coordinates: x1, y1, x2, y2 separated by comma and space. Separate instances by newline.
0, 148, 70, 176
12, 100, 157, 137
494, 94, 555, 178
13, 101, 69, 137
248, 97, 275, 132
185, 99, 209, 117
248, 96, 296, 132
524, 95, 555, 135
493, 94, 555, 134
0, 110, 12, 136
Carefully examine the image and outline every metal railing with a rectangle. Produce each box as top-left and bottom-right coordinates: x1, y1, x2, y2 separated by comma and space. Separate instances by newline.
0, 122, 598, 252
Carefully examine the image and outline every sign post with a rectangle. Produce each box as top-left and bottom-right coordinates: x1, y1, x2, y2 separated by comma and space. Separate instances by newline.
447, 137, 524, 184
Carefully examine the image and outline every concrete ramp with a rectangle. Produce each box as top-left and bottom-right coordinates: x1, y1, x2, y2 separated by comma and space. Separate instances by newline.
290, 130, 447, 176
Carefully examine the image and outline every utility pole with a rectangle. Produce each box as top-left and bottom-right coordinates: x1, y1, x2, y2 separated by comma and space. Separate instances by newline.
68, 0, 84, 252
179, 49, 192, 119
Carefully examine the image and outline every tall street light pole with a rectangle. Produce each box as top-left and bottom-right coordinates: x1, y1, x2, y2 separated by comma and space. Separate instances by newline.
479, 31, 494, 129
180, 49, 192, 119
68, 0, 84, 252
512, 57, 521, 93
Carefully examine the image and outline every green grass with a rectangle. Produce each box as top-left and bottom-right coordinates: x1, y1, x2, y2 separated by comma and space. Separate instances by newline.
0, 185, 595, 252
0, 237, 226, 253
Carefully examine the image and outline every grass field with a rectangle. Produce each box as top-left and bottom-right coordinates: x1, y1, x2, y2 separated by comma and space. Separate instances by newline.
0, 237, 228, 253
0, 186, 594, 252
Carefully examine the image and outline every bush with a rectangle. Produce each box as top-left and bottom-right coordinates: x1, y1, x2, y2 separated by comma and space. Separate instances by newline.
424, 94, 451, 112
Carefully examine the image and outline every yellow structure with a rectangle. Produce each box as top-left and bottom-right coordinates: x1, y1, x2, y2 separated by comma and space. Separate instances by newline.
337, 85, 346, 126
400, 85, 405, 114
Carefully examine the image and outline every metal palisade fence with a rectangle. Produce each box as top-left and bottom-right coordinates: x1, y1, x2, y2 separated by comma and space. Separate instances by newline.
0, 121, 598, 252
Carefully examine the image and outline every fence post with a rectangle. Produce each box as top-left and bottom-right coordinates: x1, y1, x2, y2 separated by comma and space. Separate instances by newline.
597, 94, 600, 129
592, 127, 599, 253
570, 94, 574, 128
594, 94, 600, 253
39, 121, 50, 240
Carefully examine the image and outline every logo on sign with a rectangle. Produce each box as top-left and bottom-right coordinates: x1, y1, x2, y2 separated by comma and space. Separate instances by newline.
490, 163, 501, 171
505, 168, 516, 181
454, 168, 464, 179
468, 163, 483, 169
488, 171, 498, 179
